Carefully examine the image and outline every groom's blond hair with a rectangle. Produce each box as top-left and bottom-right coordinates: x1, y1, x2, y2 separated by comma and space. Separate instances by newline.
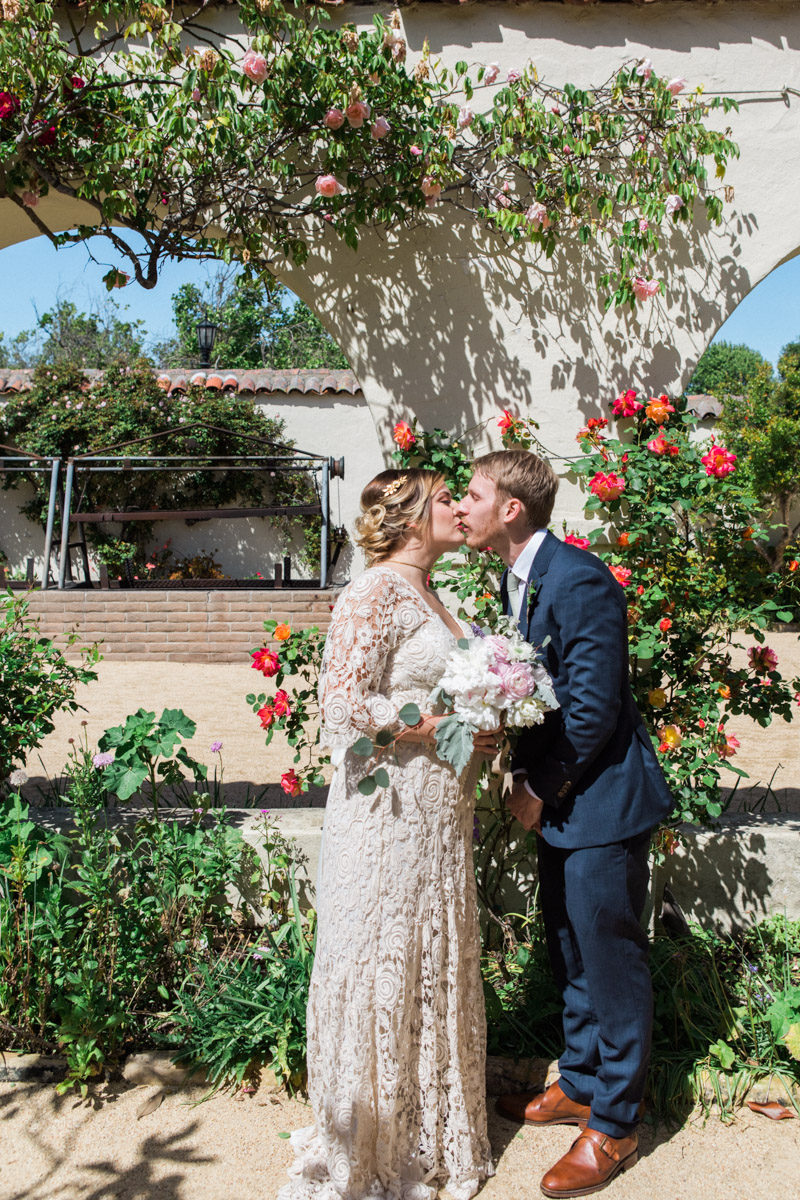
472, 450, 558, 530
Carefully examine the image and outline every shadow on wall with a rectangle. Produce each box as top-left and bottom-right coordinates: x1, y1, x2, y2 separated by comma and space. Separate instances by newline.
652, 813, 800, 934
410, 4, 798, 57
289, 206, 756, 446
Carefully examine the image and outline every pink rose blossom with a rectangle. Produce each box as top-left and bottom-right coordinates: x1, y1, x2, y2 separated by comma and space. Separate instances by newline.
701, 443, 737, 478
345, 99, 371, 128
747, 645, 778, 674
392, 420, 415, 450
667, 77, 687, 96
409, 144, 422, 157
251, 648, 280, 677
608, 564, 632, 588
647, 433, 679, 457
665, 193, 683, 215
507, 69, 521, 84
564, 533, 590, 550
636, 58, 654, 80
315, 174, 345, 198
485, 634, 512, 664
242, 49, 268, 84
632, 276, 660, 302
589, 471, 626, 503
273, 689, 291, 717
324, 107, 346, 130
718, 732, 740, 758
281, 769, 302, 798
611, 389, 644, 417
525, 201, 550, 231
457, 105, 474, 130
370, 116, 391, 140
496, 661, 536, 701
638, 218, 649, 233
484, 63, 500, 85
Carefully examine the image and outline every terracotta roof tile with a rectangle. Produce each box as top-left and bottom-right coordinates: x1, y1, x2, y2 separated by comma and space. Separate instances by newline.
685, 393, 724, 419
0, 367, 362, 398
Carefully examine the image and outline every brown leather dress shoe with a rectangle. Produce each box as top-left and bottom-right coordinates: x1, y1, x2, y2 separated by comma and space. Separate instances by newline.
496, 1079, 591, 1127
540, 1127, 639, 1197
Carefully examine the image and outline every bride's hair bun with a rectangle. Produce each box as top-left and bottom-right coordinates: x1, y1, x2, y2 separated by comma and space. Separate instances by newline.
354, 469, 446, 565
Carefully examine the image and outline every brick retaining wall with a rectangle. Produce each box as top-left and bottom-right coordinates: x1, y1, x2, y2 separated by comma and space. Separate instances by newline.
24, 589, 337, 661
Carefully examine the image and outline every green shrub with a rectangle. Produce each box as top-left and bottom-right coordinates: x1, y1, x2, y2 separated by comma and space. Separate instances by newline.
0, 591, 98, 787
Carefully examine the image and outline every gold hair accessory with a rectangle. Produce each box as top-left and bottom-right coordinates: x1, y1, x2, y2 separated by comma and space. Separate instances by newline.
382, 475, 406, 498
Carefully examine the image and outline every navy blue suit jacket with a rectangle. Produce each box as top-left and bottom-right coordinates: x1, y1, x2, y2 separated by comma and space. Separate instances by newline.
506, 531, 674, 849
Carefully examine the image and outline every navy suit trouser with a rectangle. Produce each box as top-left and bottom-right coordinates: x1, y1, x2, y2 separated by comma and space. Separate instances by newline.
537, 830, 652, 1139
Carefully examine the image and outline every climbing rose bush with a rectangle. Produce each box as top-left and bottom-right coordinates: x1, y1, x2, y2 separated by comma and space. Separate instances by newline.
568, 389, 799, 827
0, 1, 738, 307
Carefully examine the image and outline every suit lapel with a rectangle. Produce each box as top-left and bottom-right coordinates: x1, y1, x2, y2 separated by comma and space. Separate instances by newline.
521, 530, 560, 638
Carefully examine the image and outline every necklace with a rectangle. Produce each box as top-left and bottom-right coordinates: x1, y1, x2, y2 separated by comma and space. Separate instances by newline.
386, 559, 429, 572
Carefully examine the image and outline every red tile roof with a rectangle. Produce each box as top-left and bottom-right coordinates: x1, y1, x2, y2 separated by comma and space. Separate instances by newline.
0, 367, 362, 398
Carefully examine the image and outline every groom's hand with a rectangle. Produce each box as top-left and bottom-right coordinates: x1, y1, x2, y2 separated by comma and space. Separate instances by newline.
507, 778, 543, 834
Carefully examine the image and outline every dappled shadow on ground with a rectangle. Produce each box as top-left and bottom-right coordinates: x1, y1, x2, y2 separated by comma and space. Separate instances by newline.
0, 1083, 212, 1200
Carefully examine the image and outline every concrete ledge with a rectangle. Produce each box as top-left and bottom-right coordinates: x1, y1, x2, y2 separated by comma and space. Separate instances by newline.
31, 807, 799, 932
653, 812, 800, 933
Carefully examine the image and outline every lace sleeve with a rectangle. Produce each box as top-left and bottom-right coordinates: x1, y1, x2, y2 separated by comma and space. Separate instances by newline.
319, 569, 422, 758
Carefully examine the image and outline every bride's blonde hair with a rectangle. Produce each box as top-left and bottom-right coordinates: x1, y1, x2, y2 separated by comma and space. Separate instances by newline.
355, 469, 446, 565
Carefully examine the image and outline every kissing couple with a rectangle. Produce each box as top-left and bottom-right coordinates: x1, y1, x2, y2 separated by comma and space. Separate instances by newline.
278, 449, 673, 1200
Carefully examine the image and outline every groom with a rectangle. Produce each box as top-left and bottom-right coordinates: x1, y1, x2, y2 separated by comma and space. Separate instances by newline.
456, 450, 673, 1198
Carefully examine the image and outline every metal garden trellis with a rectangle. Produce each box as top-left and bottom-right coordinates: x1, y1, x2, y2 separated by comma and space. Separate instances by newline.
0, 443, 61, 588
54, 422, 344, 590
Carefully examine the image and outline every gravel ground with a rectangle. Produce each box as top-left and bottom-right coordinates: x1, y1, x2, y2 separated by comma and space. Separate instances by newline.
1, 1077, 799, 1200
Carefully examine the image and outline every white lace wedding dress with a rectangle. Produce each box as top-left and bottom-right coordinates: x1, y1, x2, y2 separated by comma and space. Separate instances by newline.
279, 565, 494, 1200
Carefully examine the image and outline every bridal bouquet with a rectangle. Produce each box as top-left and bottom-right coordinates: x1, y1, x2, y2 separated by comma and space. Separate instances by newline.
429, 618, 559, 776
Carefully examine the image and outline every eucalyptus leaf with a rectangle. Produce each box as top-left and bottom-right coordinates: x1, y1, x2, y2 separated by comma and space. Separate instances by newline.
374, 768, 390, 788
351, 736, 375, 758
357, 775, 378, 796
398, 703, 421, 727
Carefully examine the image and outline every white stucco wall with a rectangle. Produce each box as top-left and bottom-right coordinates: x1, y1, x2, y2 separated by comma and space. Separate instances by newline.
2, 1, 800, 549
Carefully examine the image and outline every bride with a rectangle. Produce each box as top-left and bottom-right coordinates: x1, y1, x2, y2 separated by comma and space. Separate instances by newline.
279, 468, 497, 1200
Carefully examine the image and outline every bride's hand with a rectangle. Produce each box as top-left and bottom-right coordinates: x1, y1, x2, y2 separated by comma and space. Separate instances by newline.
397, 713, 445, 746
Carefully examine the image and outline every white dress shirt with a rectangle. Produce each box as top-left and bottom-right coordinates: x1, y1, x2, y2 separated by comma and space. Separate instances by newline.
509, 528, 548, 800
508, 528, 548, 619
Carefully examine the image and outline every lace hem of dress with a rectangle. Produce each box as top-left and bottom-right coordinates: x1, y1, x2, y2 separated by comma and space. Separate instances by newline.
277, 1125, 495, 1200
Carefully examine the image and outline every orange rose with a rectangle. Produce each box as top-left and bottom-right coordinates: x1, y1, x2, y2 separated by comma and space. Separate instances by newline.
274, 623, 291, 641
645, 394, 675, 425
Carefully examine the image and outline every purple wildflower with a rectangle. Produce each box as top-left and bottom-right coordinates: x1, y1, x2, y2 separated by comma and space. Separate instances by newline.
210, 740, 223, 754
92, 751, 114, 769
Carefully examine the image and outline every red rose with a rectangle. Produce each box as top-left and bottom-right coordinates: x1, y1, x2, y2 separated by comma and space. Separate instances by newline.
0, 91, 20, 120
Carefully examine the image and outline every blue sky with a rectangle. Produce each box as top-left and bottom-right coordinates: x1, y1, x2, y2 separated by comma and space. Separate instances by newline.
1, 232, 799, 366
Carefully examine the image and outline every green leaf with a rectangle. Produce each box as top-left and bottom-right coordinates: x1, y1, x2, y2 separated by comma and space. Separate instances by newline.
373, 768, 390, 788
709, 1039, 736, 1071
398, 702, 421, 727
351, 736, 374, 757
357, 775, 378, 796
